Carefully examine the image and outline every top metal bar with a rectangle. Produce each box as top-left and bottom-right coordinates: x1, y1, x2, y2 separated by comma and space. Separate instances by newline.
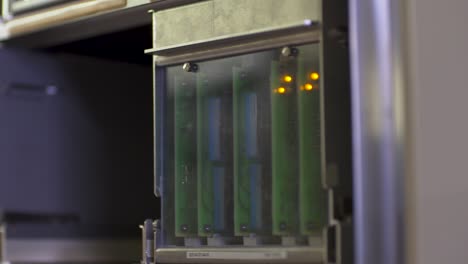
146, 20, 321, 66
1, 0, 202, 48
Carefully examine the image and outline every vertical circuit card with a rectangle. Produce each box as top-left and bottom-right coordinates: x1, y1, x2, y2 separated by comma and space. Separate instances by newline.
233, 67, 262, 236
197, 74, 226, 236
271, 60, 299, 236
297, 59, 326, 236
174, 76, 198, 237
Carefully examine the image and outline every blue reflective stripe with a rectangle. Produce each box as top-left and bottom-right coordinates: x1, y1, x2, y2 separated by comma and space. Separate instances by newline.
249, 164, 261, 230
213, 167, 225, 230
245, 93, 258, 158
208, 98, 221, 161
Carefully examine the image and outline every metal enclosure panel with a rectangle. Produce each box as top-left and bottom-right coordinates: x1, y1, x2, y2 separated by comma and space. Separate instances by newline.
149, 25, 328, 264
321, 0, 353, 263
0, 49, 157, 238
404, 0, 468, 264
147, 2, 354, 264
154, 1, 213, 49
153, 0, 320, 49
349, 0, 406, 264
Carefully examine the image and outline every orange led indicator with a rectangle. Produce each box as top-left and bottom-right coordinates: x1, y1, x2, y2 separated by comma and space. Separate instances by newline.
310, 72, 320, 81
283, 75, 293, 83
277, 87, 286, 94
304, 83, 313, 91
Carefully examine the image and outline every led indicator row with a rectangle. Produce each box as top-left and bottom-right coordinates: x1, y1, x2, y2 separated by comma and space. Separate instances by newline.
275, 72, 320, 94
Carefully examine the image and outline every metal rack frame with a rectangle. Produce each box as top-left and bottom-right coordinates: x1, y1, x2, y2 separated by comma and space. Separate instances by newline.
143, 0, 353, 262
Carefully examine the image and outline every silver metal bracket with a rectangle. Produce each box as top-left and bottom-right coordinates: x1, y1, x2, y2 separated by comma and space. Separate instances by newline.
184, 238, 202, 247
281, 236, 297, 247
141, 219, 155, 264
207, 234, 226, 247
243, 234, 262, 247
0, 223, 5, 264
146, 20, 320, 66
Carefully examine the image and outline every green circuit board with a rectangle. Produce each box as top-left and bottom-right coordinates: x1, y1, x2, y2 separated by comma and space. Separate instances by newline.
233, 66, 263, 236
174, 76, 198, 237
271, 60, 299, 236
165, 44, 326, 243
297, 58, 326, 236
196, 74, 227, 237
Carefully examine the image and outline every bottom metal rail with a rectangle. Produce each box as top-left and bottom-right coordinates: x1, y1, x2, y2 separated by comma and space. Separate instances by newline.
155, 245, 325, 264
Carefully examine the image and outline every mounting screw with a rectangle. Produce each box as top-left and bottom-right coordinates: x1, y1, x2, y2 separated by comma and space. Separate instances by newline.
183, 62, 198, 72
241, 225, 248, 232
181, 224, 188, 232
281, 46, 299, 57
279, 222, 287, 230
153, 219, 160, 229
204, 224, 212, 232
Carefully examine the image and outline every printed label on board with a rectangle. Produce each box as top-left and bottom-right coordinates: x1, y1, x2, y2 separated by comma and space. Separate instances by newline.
186, 251, 287, 260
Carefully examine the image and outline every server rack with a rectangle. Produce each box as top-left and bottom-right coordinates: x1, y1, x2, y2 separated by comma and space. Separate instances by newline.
142, 0, 352, 263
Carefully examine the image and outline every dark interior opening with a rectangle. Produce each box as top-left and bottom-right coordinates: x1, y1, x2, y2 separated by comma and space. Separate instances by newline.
45, 24, 153, 66
0, 24, 158, 240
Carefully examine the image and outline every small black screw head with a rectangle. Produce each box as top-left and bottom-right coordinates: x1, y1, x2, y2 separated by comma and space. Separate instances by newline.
279, 222, 287, 230
281, 46, 299, 57
203, 224, 212, 232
